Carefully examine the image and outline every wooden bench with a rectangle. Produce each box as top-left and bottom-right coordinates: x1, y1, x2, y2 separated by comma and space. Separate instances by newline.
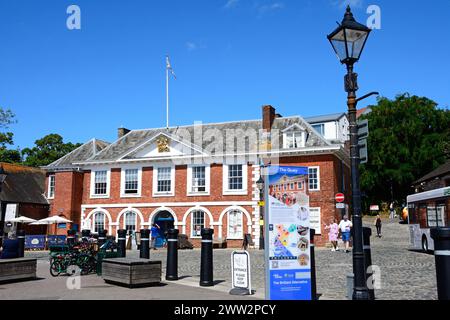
0, 258, 37, 283
101, 258, 161, 288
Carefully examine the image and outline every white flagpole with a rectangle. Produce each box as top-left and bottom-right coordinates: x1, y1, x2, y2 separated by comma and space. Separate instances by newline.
166, 59, 169, 129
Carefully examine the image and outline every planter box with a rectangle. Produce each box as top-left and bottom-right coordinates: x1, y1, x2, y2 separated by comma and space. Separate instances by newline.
0, 258, 37, 283
102, 258, 161, 288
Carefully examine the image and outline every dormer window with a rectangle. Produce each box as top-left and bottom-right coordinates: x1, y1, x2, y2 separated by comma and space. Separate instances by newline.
284, 131, 305, 149
282, 123, 307, 149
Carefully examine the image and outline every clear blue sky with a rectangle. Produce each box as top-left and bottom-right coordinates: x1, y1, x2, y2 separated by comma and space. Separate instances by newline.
0, 0, 449, 149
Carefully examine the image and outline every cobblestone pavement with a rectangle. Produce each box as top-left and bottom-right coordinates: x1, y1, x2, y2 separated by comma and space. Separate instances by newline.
20, 218, 437, 300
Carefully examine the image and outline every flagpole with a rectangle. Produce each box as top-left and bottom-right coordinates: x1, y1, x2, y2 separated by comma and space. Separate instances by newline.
166, 62, 169, 129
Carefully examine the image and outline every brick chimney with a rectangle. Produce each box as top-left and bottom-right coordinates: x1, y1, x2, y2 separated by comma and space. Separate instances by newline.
262, 105, 276, 132
118, 127, 130, 139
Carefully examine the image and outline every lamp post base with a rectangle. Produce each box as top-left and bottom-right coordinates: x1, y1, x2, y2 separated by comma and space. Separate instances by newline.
352, 287, 370, 300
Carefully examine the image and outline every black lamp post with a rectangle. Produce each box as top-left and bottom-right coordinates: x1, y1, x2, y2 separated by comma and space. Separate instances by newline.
327, 5, 371, 300
256, 175, 265, 250
0, 165, 8, 247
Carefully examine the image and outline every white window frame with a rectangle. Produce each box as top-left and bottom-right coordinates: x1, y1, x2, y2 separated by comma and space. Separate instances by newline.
123, 211, 138, 233
227, 210, 244, 240
187, 164, 210, 196
93, 212, 106, 233
190, 210, 205, 239
308, 166, 321, 191
283, 131, 306, 149
47, 175, 55, 199
90, 169, 111, 199
309, 207, 321, 235
152, 164, 175, 197
120, 167, 142, 198
222, 163, 248, 196
312, 123, 325, 136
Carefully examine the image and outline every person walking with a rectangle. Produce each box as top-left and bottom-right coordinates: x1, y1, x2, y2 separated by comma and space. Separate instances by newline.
150, 223, 160, 250
324, 218, 339, 251
338, 215, 353, 253
374, 215, 382, 238
389, 202, 395, 220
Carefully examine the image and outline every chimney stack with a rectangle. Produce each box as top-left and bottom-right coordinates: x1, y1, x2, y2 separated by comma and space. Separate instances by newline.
118, 127, 131, 139
262, 105, 276, 132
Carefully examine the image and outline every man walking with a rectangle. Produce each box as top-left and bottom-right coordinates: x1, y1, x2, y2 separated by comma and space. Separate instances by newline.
150, 223, 160, 250
389, 202, 395, 220
338, 215, 353, 253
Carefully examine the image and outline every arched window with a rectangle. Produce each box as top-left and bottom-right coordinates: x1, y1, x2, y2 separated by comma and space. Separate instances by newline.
227, 210, 243, 239
191, 210, 205, 238
125, 212, 137, 234
94, 212, 105, 233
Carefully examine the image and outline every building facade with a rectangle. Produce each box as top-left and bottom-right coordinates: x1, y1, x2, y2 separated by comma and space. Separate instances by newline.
44, 106, 351, 247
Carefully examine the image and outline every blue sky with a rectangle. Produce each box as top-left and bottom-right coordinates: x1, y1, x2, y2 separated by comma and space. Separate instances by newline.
0, 0, 449, 149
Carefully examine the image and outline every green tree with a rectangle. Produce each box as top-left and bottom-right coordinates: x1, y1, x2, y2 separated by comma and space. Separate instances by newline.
0, 108, 21, 163
360, 94, 450, 206
22, 134, 82, 167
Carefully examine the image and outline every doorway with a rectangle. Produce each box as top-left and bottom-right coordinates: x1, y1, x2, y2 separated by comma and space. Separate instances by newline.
153, 210, 175, 248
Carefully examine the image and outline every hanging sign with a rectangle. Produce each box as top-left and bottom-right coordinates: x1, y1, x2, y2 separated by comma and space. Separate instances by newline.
265, 166, 312, 300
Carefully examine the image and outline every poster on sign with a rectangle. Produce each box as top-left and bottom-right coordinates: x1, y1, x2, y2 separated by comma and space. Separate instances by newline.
265, 166, 312, 300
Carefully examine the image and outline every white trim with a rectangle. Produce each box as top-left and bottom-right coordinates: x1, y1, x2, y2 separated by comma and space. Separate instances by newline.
308, 166, 321, 192
152, 163, 176, 197
90, 168, 111, 199
47, 174, 55, 199
82, 201, 256, 209
186, 164, 211, 196
182, 206, 214, 237
120, 166, 143, 198
283, 131, 306, 149
218, 206, 253, 239
116, 208, 145, 230
84, 208, 113, 234
223, 163, 248, 196
281, 123, 306, 133
407, 186, 450, 203
148, 207, 179, 226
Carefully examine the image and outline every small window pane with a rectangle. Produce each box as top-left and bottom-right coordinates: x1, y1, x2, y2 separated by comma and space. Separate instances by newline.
228, 165, 243, 190
191, 211, 205, 237
124, 169, 139, 194
125, 212, 136, 233
308, 168, 319, 190
192, 166, 206, 192
228, 210, 243, 239
49, 175, 55, 198
94, 171, 107, 195
157, 167, 172, 192
94, 212, 105, 233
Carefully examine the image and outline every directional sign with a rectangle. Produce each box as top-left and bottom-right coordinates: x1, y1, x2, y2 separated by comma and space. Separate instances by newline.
357, 119, 369, 164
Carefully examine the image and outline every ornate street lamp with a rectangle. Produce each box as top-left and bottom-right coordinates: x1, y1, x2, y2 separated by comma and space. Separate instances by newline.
256, 176, 265, 250
327, 5, 371, 300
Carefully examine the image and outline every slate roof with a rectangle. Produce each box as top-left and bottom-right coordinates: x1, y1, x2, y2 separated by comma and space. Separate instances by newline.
73, 116, 333, 164
414, 160, 450, 184
45, 138, 110, 170
44, 115, 344, 169
0, 163, 48, 205
304, 113, 347, 124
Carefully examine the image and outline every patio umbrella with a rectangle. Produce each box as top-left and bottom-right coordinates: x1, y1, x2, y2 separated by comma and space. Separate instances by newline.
30, 216, 73, 236
7, 216, 37, 223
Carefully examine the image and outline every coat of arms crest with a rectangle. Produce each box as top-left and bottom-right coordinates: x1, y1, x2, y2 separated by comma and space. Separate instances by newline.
156, 135, 170, 153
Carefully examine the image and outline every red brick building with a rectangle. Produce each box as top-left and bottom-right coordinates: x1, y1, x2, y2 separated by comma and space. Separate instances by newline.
44, 106, 350, 247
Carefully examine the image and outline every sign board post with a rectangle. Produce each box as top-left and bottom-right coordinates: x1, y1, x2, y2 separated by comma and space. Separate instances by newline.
264, 166, 312, 300
230, 251, 252, 295
357, 119, 369, 164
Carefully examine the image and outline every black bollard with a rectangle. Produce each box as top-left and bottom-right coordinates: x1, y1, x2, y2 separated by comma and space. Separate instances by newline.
363, 227, 375, 300
430, 228, 450, 300
166, 229, 179, 281
81, 229, 91, 241
67, 229, 76, 248
117, 229, 127, 258
310, 229, 317, 300
140, 229, 150, 259
98, 230, 107, 248
200, 228, 214, 287
17, 230, 25, 258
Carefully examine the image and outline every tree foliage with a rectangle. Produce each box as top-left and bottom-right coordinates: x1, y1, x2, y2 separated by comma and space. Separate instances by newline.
360, 94, 450, 206
21, 134, 82, 167
0, 108, 21, 163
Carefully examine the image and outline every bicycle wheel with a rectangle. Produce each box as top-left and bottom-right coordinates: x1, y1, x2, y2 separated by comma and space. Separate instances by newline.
50, 259, 62, 277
